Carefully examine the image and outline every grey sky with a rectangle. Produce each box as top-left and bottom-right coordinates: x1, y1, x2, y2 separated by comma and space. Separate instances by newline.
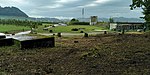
0, 0, 143, 18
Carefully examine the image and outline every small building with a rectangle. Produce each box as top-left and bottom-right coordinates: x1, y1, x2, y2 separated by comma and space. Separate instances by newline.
58, 23, 67, 26
110, 23, 117, 30
90, 16, 98, 25
110, 22, 145, 31
54, 23, 67, 27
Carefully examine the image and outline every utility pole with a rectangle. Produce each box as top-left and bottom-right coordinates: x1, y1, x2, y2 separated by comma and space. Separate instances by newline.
82, 8, 84, 19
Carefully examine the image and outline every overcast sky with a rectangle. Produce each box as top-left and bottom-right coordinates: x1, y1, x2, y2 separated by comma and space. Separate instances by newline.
0, 0, 143, 19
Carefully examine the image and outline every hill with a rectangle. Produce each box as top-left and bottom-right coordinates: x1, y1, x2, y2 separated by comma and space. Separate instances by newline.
0, 6, 62, 22
0, 6, 28, 17
30, 17, 62, 22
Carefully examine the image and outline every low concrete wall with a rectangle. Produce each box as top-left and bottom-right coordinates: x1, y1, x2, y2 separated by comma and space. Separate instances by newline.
0, 38, 14, 46
0, 36, 6, 39
15, 37, 55, 49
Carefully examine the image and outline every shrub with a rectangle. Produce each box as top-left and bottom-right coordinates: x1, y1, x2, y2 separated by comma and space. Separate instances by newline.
49, 30, 53, 33
71, 28, 79, 31
80, 31, 84, 33
69, 22, 89, 25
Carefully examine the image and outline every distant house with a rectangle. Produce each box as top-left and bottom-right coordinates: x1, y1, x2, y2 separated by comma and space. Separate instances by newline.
58, 23, 67, 26
54, 23, 67, 27
110, 22, 145, 31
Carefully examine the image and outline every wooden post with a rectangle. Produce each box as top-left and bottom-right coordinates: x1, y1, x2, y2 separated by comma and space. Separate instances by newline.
104, 31, 107, 34
84, 33, 88, 37
122, 28, 125, 34
57, 33, 61, 37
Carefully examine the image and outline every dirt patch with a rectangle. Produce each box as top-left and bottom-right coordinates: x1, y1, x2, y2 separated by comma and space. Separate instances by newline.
0, 34, 150, 75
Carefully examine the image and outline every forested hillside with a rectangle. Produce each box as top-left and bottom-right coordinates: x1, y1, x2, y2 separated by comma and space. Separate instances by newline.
0, 6, 28, 17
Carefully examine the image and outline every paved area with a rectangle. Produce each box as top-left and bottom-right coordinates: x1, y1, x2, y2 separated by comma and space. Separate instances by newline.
37, 32, 107, 37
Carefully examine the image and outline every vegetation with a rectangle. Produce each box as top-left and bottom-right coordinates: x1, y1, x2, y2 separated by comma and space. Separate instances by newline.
0, 19, 43, 33
69, 22, 89, 25
70, 18, 79, 22
68, 18, 89, 25
0, 33, 150, 74
37, 25, 106, 33
109, 17, 114, 23
0, 24, 30, 33
69, 22, 90, 25
0, 19, 42, 26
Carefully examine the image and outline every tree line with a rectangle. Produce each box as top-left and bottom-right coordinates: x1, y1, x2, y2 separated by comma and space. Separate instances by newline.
0, 19, 42, 28
68, 18, 90, 25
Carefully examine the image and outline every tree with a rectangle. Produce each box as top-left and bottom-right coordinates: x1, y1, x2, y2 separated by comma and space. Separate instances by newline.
70, 18, 79, 22
69, 18, 79, 25
130, 0, 150, 29
109, 17, 114, 23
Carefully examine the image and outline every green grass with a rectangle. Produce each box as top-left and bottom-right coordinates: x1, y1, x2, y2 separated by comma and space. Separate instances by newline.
37, 25, 107, 33
42, 23, 53, 26
0, 24, 30, 33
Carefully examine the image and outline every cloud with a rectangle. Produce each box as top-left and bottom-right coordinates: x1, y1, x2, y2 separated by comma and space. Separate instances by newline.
0, 0, 26, 6
40, 4, 63, 9
37, 0, 80, 10
56, 0, 79, 3
78, 0, 112, 8
0, 0, 143, 18
94, 0, 110, 3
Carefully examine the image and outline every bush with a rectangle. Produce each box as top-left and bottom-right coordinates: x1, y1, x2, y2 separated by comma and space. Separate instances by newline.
49, 30, 53, 33
80, 31, 84, 33
84, 33, 88, 37
71, 28, 79, 31
69, 22, 89, 25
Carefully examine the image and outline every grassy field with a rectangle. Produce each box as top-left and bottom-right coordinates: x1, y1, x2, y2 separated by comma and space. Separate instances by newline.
0, 33, 150, 75
0, 25, 30, 33
37, 25, 107, 33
